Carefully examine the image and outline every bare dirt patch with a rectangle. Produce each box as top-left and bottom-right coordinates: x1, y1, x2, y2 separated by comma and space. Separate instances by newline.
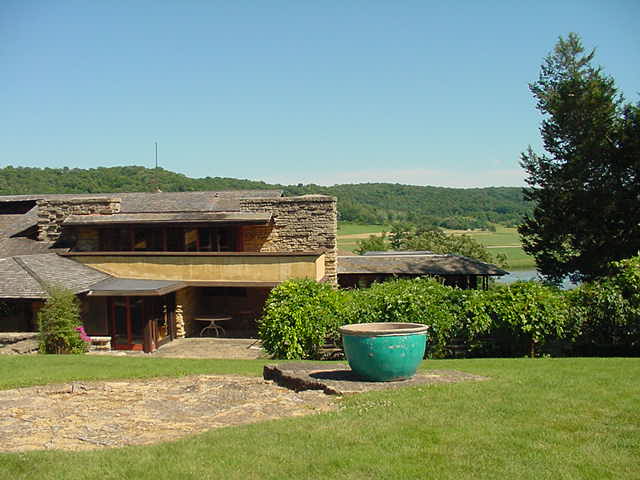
0, 375, 334, 452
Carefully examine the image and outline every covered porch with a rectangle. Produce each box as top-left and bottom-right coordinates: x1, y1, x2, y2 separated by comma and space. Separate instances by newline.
83, 279, 272, 353
84, 278, 185, 353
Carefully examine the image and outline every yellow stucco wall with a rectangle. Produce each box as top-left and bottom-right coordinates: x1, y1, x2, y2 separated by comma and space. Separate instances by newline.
71, 253, 325, 283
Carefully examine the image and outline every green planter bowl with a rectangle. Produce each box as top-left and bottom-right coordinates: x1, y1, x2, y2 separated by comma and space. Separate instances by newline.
339, 323, 429, 382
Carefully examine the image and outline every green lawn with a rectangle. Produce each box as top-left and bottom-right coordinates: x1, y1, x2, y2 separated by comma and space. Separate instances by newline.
1, 356, 638, 479
0, 355, 270, 390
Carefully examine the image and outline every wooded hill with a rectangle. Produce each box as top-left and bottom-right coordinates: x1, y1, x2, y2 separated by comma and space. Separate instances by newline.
0, 166, 530, 228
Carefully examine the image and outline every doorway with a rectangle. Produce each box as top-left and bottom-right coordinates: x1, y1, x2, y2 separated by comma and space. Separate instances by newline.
110, 297, 145, 351
108, 294, 176, 352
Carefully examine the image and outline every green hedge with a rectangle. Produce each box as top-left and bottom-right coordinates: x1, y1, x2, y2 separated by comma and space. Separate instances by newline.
340, 278, 462, 357
481, 282, 569, 358
258, 279, 344, 359
568, 256, 640, 355
258, 255, 640, 359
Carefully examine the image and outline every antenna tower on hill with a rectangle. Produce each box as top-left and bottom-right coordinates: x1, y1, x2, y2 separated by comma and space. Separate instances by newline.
152, 141, 162, 192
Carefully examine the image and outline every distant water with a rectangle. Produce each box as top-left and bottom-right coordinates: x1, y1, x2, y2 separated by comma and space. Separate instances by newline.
496, 269, 580, 290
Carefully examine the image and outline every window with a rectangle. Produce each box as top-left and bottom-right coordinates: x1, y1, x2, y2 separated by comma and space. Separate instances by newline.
96, 226, 239, 252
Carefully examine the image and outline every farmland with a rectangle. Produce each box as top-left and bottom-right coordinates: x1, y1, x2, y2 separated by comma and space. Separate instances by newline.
337, 223, 535, 270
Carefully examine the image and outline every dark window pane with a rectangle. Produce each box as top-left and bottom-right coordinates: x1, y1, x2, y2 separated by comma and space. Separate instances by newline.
167, 228, 183, 251
185, 229, 198, 251
199, 229, 212, 251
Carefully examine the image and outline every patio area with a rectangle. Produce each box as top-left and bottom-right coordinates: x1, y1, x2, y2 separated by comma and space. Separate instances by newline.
89, 337, 266, 360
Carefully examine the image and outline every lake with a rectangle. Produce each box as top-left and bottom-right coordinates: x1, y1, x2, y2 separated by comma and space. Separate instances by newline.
496, 269, 580, 290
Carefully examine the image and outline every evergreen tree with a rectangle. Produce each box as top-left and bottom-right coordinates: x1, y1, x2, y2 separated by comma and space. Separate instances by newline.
519, 33, 640, 283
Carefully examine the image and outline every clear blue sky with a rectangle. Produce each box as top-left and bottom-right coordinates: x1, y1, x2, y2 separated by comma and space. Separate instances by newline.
1, 1, 638, 187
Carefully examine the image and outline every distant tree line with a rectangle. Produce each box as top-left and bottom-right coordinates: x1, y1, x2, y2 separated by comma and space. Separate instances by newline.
285, 183, 529, 228
0, 166, 530, 229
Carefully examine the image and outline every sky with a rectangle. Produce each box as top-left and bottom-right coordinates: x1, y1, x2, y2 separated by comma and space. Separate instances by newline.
1, 1, 638, 188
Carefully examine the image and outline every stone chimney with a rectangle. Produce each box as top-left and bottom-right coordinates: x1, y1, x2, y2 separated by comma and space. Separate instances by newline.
36, 197, 121, 243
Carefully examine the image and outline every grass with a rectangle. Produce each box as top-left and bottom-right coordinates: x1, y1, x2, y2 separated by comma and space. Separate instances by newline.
490, 246, 535, 270
0, 355, 269, 390
450, 225, 535, 269
337, 223, 387, 253
1, 356, 639, 479
337, 222, 388, 236
460, 224, 522, 247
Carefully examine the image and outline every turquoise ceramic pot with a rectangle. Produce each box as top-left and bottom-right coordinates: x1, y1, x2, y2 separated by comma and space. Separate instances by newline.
339, 323, 429, 382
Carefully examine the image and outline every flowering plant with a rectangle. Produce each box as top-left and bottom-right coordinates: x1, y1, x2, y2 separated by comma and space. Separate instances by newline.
75, 326, 92, 344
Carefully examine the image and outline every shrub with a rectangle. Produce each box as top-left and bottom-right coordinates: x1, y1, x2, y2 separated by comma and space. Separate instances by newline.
354, 233, 388, 255
447, 288, 494, 356
568, 255, 640, 355
38, 285, 89, 354
259, 276, 595, 360
258, 279, 344, 359
340, 278, 462, 357
485, 281, 569, 358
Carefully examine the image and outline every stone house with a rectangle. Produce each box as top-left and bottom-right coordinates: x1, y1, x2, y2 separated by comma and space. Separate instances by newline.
0, 190, 337, 352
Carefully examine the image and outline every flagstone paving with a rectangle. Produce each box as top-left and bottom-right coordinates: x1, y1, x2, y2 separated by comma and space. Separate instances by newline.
0, 375, 333, 452
265, 363, 489, 395
88, 337, 267, 360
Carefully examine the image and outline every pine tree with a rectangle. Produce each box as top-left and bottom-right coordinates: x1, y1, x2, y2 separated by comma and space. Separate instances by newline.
519, 33, 640, 283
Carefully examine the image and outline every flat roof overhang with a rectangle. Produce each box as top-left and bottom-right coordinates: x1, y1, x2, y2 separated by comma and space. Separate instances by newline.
87, 278, 186, 297
184, 280, 279, 288
337, 255, 509, 276
61, 251, 323, 257
86, 278, 281, 296
63, 212, 272, 226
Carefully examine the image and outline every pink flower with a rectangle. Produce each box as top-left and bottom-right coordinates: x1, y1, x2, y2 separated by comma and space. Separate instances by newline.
75, 326, 92, 343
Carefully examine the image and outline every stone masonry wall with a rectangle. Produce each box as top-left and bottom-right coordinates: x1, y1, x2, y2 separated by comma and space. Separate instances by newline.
176, 287, 201, 337
36, 198, 121, 244
241, 224, 274, 252
240, 195, 338, 285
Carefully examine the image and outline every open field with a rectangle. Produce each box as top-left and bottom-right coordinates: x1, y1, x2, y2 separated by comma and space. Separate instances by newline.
337, 222, 387, 252
337, 223, 389, 236
451, 225, 535, 269
464, 225, 521, 246
1, 356, 638, 479
489, 246, 535, 269
337, 223, 536, 269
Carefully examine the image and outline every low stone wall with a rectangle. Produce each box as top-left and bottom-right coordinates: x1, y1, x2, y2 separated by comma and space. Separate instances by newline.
0, 333, 112, 354
89, 336, 112, 351
0, 332, 39, 355
240, 195, 338, 285
37, 197, 121, 243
